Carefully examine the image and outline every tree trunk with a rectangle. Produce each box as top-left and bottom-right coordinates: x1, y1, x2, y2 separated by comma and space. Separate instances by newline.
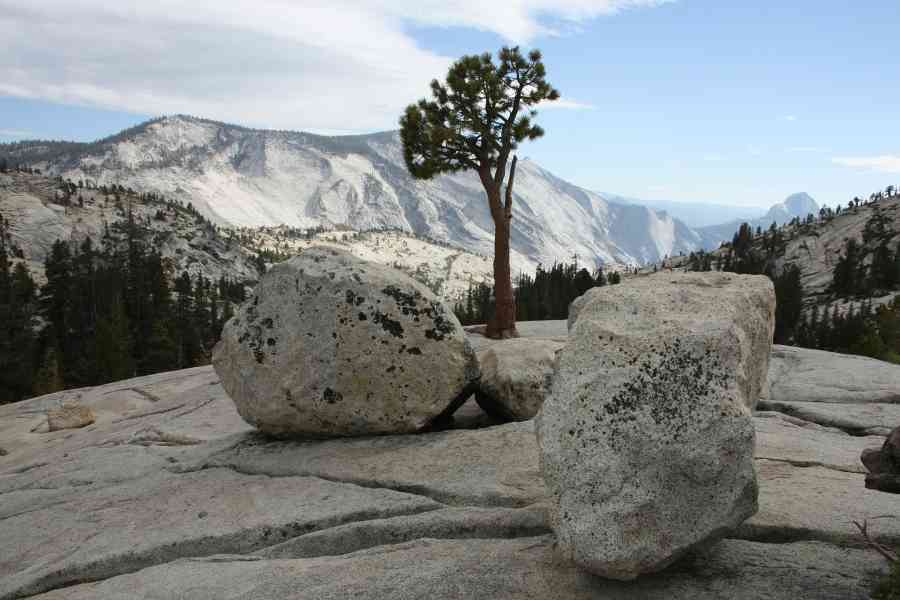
485, 156, 518, 339
487, 212, 517, 338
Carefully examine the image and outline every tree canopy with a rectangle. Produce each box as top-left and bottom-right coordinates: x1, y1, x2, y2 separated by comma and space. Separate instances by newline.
400, 46, 558, 189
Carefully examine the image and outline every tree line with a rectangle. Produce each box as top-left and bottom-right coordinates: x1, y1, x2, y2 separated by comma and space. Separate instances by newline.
684, 188, 900, 362
454, 261, 621, 326
0, 208, 246, 404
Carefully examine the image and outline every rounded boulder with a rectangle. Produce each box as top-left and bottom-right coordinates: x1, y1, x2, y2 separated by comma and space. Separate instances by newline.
212, 248, 479, 437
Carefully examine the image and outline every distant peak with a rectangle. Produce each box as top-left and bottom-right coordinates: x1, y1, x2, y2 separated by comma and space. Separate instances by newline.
766, 192, 818, 220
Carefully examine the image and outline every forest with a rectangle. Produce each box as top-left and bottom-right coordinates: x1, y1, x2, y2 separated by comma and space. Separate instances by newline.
684, 189, 900, 363
0, 207, 246, 404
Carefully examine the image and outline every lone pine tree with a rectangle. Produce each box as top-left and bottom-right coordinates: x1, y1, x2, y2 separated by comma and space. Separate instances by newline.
400, 46, 559, 338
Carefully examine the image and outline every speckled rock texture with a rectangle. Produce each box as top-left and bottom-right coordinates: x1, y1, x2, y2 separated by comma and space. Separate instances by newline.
475, 339, 565, 421
539, 272, 775, 580
568, 272, 776, 411
47, 402, 95, 431
212, 248, 479, 437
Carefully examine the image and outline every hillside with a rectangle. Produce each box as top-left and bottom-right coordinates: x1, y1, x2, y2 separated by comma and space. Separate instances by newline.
1, 115, 705, 269
661, 190, 900, 359
694, 193, 900, 307
0, 171, 260, 286
697, 192, 821, 248
0, 171, 500, 300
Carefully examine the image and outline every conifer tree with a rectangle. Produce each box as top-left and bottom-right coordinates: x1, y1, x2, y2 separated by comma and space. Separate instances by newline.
400, 46, 559, 338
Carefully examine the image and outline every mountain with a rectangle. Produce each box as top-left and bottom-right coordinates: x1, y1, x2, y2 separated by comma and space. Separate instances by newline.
763, 193, 819, 225
601, 193, 767, 229
698, 192, 821, 248
0, 171, 498, 300
669, 193, 899, 308
0, 170, 260, 286
1, 115, 705, 271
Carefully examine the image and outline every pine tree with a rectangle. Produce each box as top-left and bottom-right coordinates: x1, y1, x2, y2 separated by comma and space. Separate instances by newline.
94, 295, 133, 383
33, 345, 64, 397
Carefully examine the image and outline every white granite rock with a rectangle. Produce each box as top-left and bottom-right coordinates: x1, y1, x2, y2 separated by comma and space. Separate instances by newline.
475, 338, 565, 420
539, 272, 775, 580
212, 248, 479, 437
767, 344, 900, 405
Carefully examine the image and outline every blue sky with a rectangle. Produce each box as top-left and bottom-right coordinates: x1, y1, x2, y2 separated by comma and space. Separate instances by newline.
2, 0, 899, 209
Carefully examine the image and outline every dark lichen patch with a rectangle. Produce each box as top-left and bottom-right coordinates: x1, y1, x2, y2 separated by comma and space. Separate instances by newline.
345, 290, 365, 306
424, 304, 455, 341
380, 286, 456, 341
323, 388, 343, 404
381, 285, 422, 310
373, 311, 404, 338
358, 312, 368, 321
261, 317, 274, 329
267, 338, 277, 347
595, 339, 729, 451
406, 347, 422, 355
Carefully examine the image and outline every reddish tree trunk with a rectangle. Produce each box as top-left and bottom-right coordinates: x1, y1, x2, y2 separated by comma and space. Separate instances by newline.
485, 156, 518, 339
487, 212, 517, 338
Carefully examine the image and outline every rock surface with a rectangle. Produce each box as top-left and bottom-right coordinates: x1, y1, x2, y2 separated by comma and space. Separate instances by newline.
540, 272, 774, 580
46, 403, 95, 431
0, 323, 893, 599
31, 537, 882, 600
767, 344, 900, 405
475, 338, 564, 420
212, 247, 479, 437
758, 400, 900, 436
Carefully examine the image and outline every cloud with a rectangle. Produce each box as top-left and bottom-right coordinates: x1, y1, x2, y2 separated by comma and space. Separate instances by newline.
832, 155, 900, 174
702, 153, 725, 162
780, 115, 798, 122
0, 1, 666, 134
0, 129, 35, 138
540, 98, 596, 110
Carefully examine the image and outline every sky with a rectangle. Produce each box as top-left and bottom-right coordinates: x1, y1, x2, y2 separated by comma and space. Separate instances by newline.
1, 0, 899, 209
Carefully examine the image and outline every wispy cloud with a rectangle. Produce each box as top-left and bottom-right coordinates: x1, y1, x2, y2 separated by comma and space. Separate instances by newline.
702, 153, 726, 162
0, 128, 35, 138
780, 115, 798, 122
832, 155, 900, 174
540, 98, 596, 110
0, 0, 668, 133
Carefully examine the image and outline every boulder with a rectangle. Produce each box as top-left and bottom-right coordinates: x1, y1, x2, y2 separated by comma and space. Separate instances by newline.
475, 339, 565, 420
538, 272, 774, 580
47, 403, 95, 431
212, 248, 479, 437
861, 426, 900, 493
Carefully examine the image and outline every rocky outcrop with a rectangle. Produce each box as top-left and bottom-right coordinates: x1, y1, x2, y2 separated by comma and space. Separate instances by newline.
861, 427, 900, 493
539, 272, 774, 580
0, 323, 893, 599
475, 339, 564, 420
212, 248, 479, 437
766, 344, 900, 405
47, 402, 95, 431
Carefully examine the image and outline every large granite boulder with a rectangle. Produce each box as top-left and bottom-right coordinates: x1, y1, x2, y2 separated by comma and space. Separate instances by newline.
538, 272, 774, 580
212, 248, 479, 437
475, 338, 565, 420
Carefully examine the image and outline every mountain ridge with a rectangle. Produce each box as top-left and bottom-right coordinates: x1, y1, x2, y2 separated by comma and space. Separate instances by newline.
1, 115, 705, 270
